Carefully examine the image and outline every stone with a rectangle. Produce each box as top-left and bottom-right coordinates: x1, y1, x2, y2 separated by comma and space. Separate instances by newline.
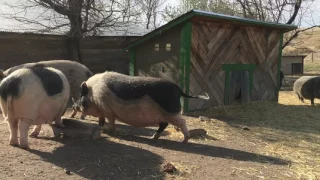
163, 163, 177, 173
189, 128, 207, 138
199, 116, 211, 121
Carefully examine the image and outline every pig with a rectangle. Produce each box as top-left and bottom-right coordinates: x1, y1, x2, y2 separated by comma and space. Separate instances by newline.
0, 60, 93, 119
78, 71, 210, 143
293, 76, 320, 105
0, 66, 70, 149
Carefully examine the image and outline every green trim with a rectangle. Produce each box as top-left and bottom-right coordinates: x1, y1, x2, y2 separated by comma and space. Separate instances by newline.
179, 23, 188, 111
222, 64, 256, 72
276, 33, 284, 101
182, 22, 192, 113
222, 64, 257, 105
129, 50, 135, 76
123, 9, 297, 51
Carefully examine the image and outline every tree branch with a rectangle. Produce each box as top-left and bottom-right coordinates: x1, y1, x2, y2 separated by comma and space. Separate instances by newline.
282, 25, 320, 49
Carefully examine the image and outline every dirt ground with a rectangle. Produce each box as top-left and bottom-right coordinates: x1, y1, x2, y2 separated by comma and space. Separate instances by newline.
0, 105, 301, 180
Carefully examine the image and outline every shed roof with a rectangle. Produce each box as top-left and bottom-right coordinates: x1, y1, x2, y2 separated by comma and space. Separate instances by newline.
124, 9, 297, 50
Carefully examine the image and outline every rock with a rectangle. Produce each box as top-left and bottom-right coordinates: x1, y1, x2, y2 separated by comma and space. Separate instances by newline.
199, 116, 210, 121
242, 126, 250, 131
64, 168, 71, 175
41, 118, 101, 140
163, 163, 177, 173
189, 128, 207, 138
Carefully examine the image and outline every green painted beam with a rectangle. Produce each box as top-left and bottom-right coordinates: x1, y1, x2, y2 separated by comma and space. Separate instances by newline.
276, 33, 284, 101
182, 22, 192, 113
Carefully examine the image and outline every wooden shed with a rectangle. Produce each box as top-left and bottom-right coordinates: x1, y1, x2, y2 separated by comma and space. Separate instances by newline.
124, 10, 297, 113
281, 55, 306, 75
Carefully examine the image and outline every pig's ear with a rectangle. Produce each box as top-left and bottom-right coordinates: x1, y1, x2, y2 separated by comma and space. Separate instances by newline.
81, 82, 87, 88
80, 82, 89, 96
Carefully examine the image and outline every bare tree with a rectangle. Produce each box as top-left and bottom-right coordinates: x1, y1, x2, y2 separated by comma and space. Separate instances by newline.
1, 0, 142, 62
137, 0, 166, 30
235, 0, 318, 49
162, 0, 318, 49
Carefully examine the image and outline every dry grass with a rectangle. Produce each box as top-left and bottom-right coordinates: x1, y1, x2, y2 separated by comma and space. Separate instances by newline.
304, 61, 320, 74
199, 91, 320, 180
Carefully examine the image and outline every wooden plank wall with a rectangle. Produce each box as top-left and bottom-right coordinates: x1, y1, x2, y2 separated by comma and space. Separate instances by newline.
0, 32, 138, 74
189, 21, 281, 110
135, 25, 182, 85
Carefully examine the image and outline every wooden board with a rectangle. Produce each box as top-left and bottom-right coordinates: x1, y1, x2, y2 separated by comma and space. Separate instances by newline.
188, 21, 281, 111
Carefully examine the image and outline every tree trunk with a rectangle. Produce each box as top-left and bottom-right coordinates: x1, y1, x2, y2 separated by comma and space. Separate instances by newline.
66, 0, 83, 63
66, 37, 82, 63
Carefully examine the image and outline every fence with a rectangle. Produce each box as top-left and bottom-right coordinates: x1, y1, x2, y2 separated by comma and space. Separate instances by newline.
0, 32, 139, 74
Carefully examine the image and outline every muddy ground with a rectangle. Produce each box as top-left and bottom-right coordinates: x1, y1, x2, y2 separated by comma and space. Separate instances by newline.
0, 110, 295, 180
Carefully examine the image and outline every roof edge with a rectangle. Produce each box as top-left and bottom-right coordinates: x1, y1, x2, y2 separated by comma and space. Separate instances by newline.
192, 10, 297, 32
123, 9, 298, 51
123, 10, 195, 51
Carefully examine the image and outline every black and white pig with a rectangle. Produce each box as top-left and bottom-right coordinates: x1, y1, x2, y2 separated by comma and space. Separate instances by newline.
0, 67, 70, 149
78, 71, 210, 143
0, 60, 93, 119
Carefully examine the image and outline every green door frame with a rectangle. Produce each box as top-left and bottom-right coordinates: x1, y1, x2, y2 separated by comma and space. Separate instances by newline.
179, 21, 192, 113
222, 64, 256, 105
276, 33, 284, 101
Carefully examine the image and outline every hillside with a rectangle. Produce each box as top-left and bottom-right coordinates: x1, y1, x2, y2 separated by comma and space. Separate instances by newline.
283, 27, 320, 62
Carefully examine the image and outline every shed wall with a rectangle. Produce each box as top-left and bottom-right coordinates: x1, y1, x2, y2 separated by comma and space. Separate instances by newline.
188, 21, 281, 110
281, 56, 303, 75
135, 25, 182, 84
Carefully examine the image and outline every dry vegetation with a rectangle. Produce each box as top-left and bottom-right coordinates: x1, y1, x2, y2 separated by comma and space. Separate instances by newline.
284, 27, 320, 74
195, 91, 320, 179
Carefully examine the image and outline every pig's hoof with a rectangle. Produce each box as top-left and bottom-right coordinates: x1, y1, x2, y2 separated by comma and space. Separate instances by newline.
19, 144, 30, 150
9, 142, 19, 147
9, 139, 19, 147
182, 138, 189, 144
98, 121, 105, 127
151, 133, 160, 139
29, 132, 39, 138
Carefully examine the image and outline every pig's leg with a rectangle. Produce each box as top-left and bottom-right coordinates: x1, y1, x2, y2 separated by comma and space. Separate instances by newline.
151, 122, 168, 139
98, 117, 105, 127
105, 113, 116, 135
19, 120, 31, 149
70, 109, 77, 118
311, 98, 315, 106
54, 116, 66, 128
168, 115, 190, 143
30, 125, 42, 138
80, 111, 86, 120
7, 118, 19, 146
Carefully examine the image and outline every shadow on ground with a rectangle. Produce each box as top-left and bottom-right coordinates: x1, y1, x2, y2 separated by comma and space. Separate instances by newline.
100, 124, 290, 166
27, 136, 164, 180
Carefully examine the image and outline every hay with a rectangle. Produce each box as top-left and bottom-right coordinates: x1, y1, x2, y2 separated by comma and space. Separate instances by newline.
201, 91, 320, 179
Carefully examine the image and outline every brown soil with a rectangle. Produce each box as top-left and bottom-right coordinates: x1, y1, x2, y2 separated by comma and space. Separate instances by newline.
0, 110, 294, 180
